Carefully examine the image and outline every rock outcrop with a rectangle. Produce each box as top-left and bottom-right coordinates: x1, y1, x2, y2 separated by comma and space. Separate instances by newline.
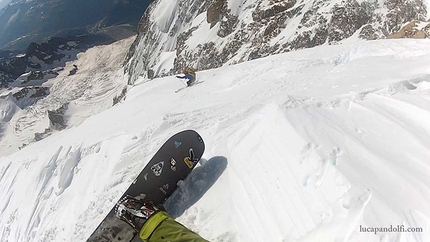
47, 103, 69, 131
388, 20, 429, 39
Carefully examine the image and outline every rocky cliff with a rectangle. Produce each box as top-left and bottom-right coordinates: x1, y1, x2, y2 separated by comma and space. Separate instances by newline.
125, 0, 429, 84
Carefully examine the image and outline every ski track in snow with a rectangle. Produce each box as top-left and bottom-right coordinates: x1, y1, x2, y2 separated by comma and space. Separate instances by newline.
1, 39, 430, 241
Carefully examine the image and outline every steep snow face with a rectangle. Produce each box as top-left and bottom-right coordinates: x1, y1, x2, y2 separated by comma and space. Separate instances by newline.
0, 94, 19, 122
125, 0, 429, 84
0, 39, 429, 242
152, 0, 179, 33
426, 0, 430, 18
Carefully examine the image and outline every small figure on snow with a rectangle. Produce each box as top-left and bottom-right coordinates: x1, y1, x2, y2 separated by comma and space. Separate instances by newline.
115, 195, 208, 241
176, 67, 196, 86
68, 64, 78, 76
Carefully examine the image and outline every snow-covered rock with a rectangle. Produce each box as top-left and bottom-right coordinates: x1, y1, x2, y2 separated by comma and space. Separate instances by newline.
125, 0, 429, 84
11, 86, 50, 108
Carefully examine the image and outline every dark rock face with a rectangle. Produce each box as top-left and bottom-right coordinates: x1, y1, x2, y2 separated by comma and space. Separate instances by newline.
25, 71, 45, 82
25, 35, 114, 67
328, 2, 373, 42
12, 86, 49, 101
47, 103, 69, 130
0, 55, 27, 81
252, 0, 296, 22
24, 69, 59, 82
8, 86, 50, 111
34, 130, 50, 142
218, 12, 238, 37
113, 87, 128, 106
125, 0, 429, 84
207, 0, 225, 28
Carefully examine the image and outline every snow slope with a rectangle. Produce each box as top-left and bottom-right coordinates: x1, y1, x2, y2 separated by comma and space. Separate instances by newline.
1, 39, 430, 242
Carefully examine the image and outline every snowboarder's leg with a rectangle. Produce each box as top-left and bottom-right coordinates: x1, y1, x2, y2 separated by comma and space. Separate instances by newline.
187, 77, 196, 87
116, 195, 208, 242
115, 195, 164, 232
139, 211, 208, 242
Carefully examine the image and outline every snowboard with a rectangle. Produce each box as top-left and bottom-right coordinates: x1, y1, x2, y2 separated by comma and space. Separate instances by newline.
87, 130, 205, 242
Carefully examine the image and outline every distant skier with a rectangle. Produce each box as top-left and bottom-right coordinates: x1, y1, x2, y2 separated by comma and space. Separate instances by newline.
115, 195, 208, 242
176, 67, 196, 86
68, 64, 78, 76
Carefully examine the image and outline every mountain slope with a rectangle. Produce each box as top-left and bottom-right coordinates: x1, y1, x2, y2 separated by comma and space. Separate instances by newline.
0, 0, 153, 50
0, 38, 429, 241
0, 36, 134, 156
125, 0, 429, 84
0, 0, 12, 11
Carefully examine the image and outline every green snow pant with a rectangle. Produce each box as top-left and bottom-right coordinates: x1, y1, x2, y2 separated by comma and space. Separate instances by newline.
139, 211, 208, 242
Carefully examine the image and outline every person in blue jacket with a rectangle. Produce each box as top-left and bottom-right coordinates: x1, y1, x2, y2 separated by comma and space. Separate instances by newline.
176, 67, 196, 86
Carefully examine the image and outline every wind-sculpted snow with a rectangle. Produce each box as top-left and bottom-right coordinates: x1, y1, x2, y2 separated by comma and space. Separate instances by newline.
57, 146, 82, 196
1, 39, 430, 241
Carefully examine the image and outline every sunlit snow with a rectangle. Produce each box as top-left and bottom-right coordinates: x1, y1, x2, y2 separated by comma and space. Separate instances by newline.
1, 38, 430, 242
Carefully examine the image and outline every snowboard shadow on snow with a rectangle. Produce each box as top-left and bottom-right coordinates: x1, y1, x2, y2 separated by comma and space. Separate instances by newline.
163, 156, 228, 218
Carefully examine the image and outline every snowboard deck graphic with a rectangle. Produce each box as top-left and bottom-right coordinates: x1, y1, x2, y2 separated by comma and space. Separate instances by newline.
87, 130, 205, 242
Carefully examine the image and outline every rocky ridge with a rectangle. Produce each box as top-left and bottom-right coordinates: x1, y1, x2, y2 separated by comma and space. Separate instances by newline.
125, 0, 429, 84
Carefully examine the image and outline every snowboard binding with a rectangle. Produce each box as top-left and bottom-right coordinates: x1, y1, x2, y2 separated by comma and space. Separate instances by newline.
114, 195, 165, 232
